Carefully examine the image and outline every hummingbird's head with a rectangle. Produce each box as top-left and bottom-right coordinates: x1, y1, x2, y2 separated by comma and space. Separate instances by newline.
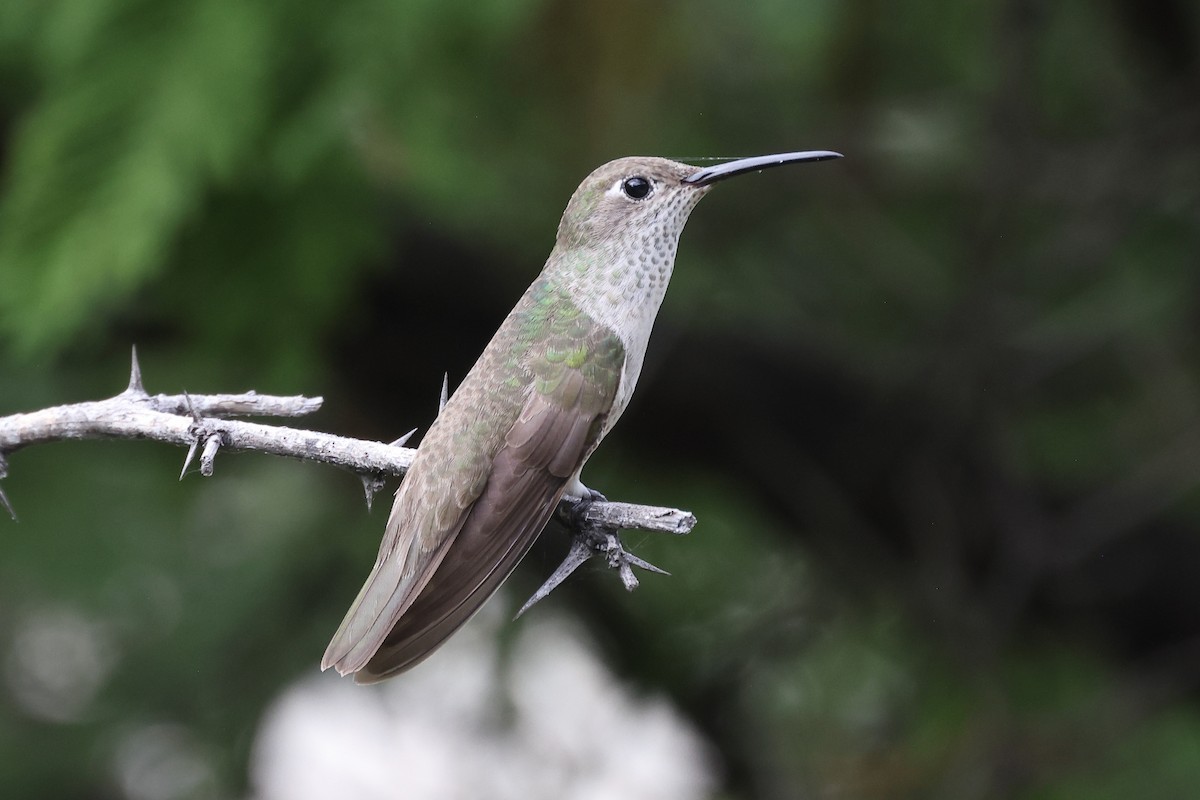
555, 157, 709, 252
547, 150, 842, 332
555, 151, 843, 252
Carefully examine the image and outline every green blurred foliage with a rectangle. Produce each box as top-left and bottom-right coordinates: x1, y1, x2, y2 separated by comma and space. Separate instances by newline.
2, 0, 1200, 798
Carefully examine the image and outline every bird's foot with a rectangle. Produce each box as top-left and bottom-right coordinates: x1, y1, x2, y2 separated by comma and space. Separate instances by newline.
515, 512, 668, 619
565, 486, 607, 528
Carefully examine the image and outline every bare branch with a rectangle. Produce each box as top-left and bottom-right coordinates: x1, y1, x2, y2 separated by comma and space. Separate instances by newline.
0, 354, 697, 609
199, 433, 222, 477
0, 362, 697, 545
0, 391, 413, 476
576, 501, 696, 536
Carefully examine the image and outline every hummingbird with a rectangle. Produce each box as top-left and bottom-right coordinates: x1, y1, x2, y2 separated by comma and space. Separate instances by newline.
323, 150, 842, 682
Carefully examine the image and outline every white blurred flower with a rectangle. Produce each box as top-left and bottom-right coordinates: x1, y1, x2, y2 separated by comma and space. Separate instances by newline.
113, 724, 218, 800
5, 605, 119, 723
250, 603, 717, 800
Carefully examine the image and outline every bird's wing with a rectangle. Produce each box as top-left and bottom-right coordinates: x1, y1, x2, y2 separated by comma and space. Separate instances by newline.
353, 326, 626, 682
320, 450, 481, 675
322, 293, 625, 680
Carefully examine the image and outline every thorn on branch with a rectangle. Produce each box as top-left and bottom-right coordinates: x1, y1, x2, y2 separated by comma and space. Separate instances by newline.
515, 535, 593, 618
180, 438, 199, 480
389, 428, 417, 448
359, 473, 388, 511
125, 345, 147, 396
183, 393, 201, 423
0, 486, 15, 522
439, 373, 449, 414
0, 457, 15, 521
615, 544, 670, 578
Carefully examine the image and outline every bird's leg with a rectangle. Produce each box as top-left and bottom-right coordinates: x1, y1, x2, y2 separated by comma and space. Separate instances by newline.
562, 467, 615, 526
564, 482, 608, 529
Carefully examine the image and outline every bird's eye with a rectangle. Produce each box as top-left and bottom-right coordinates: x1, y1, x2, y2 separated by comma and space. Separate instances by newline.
621, 176, 652, 200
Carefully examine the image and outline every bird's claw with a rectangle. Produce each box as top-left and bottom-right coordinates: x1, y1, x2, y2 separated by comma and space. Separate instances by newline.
565, 487, 608, 528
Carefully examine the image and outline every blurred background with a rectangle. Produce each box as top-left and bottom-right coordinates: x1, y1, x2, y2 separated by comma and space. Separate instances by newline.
1, 0, 1199, 797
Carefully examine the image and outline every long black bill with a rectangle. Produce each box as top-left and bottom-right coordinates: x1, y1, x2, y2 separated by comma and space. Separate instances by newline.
683, 150, 843, 186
